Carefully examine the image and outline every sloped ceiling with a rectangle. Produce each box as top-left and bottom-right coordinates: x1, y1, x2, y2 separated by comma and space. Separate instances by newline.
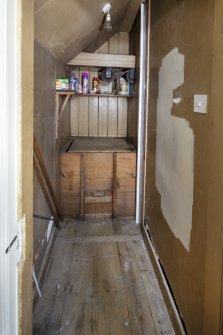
34, 0, 140, 63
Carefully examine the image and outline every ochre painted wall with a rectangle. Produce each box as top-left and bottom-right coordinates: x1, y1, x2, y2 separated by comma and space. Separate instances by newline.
203, 0, 223, 332
145, 0, 223, 334
18, 0, 34, 334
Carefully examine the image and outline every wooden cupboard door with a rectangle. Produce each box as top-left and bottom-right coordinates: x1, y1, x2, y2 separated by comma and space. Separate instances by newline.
84, 190, 113, 220
83, 153, 113, 220
113, 152, 136, 217
60, 153, 81, 217
84, 153, 113, 190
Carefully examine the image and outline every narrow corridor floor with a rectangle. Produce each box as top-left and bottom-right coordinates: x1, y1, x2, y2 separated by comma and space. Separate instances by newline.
33, 220, 175, 335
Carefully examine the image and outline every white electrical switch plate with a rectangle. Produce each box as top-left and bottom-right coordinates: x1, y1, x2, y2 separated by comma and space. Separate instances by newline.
194, 95, 208, 113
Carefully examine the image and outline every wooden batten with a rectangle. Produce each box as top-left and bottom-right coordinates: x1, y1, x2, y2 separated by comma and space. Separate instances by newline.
68, 52, 136, 68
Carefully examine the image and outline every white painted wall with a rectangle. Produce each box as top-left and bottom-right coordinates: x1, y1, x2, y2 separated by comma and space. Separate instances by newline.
156, 48, 194, 251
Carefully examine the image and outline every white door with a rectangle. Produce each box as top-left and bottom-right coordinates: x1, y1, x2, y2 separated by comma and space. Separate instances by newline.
0, 1, 22, 334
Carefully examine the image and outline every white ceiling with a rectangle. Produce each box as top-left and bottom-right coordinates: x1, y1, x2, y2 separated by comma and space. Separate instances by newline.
35, 0, 140, 63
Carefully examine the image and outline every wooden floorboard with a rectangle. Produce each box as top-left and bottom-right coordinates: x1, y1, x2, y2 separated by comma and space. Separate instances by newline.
33, 242, 74, 334
93, 242, 131, 335
58, 219, 137, 238
117, 242, 157, 335
131, 240, 175, 334
57, 235, 142, 244
60, 243, 94, 335
33, 221, 175, 335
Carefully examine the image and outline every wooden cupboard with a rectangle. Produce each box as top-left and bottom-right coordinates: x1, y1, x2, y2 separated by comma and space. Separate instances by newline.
59, 138, 136, 220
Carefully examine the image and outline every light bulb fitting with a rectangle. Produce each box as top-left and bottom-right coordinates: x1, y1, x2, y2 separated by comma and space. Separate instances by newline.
102, 3, 112, 31
102, 3, 111, 14
104, 12, 112, 31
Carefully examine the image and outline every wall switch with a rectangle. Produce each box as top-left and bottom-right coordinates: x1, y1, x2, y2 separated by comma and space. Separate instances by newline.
194, 95, 208, 113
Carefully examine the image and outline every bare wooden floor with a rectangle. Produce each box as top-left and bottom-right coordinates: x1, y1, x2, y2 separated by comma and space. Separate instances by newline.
33, 220, 175, 335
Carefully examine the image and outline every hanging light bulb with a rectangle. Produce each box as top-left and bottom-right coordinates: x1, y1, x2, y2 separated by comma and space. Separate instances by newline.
104, 11, 112, 31
102, 3, 112, 32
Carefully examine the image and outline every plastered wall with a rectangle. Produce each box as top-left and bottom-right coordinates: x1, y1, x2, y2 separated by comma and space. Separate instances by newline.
156, 48, 194, 251
145, 0, 221, 334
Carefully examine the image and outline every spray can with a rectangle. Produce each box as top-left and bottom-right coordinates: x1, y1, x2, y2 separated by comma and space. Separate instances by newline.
82, 72, 89, 94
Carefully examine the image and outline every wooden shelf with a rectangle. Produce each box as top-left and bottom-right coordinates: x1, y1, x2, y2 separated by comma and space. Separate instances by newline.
67, 52, 135, 68
60, 137, 136, 153
56, 91, 132, 98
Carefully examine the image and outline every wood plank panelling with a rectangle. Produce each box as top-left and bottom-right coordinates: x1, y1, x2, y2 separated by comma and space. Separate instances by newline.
79, 66, 89, 136
71, 96, 78, 135
118, 98, 128, 137
88, 97, 98, 136
70, 33, 130, 138
84, 153, 113, 190
98, 97, 108, 137
78, 97, 89, 136
60, 153, 81, 217
108, 97, 118, 137
114, 153, 136, 217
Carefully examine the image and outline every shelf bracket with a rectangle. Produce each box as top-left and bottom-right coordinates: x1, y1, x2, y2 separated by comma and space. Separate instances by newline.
56, 93, 72, 138
58, 94, 71, 120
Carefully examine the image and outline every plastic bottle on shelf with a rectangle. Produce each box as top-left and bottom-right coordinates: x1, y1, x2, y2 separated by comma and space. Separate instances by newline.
70, 71, 77, 91
82, 72, 89, 94
78, 82, 83, 94
92, 77, 98, 93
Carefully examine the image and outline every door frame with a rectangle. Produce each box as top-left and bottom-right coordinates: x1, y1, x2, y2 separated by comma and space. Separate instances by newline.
0, 1, 34, 334
135, 1, 149, 224
0, 1, 22, 334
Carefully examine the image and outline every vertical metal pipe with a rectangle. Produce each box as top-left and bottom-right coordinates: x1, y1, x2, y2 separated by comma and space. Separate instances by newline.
136, 1, 148, 224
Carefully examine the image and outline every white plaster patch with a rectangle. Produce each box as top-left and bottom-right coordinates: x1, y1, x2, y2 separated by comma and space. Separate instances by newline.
156, 48, 194, 251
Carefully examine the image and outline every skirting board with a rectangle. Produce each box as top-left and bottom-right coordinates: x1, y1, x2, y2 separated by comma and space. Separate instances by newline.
33, 226, 57, 310
141, 220, 187, 335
